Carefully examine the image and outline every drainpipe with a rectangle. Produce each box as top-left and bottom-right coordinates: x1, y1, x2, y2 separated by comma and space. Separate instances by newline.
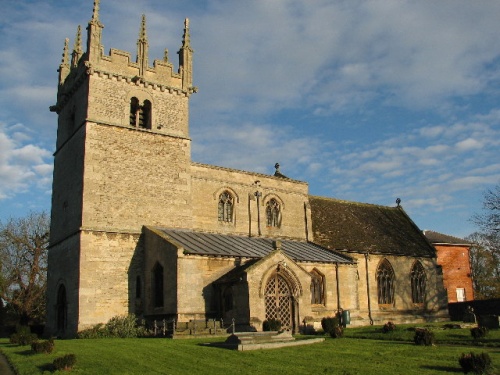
365, 252, 374, 325
254, 191, 262, 236
335, 262, 341, 312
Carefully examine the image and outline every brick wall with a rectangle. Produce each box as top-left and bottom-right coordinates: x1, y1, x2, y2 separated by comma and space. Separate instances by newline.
435, 244, 474, 302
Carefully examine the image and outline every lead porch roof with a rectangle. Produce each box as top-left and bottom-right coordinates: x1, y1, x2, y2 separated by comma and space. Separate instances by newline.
152, 227, 353, 264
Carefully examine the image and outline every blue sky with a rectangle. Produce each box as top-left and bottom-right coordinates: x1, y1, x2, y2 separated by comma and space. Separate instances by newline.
0, 0, 499, 238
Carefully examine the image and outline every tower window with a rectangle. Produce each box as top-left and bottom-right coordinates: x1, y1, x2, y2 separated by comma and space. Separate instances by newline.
218, 191, 234, 222
266, 198, 281, 227
129, 97, 152, 129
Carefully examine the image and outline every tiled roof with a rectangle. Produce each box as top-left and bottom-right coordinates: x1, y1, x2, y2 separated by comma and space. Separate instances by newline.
423, 230, 471, 245
153, 228, 354, 264
309, 196, 436, 257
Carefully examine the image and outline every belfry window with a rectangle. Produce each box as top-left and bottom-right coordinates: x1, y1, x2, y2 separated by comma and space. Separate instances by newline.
129, 97, 151, 129
410, 261, 426, 304
152, 262, 164, 308
218, 191, 234, 222
266, 198, 281, 227
310, 269, 325, 305
376, 259, 395, 305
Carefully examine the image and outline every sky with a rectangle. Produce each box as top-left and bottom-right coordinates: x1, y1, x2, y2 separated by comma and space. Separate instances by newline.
0, 0, 499, 238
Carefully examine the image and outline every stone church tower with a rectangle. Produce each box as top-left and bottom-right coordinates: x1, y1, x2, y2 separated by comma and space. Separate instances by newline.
46, 0, 197, 336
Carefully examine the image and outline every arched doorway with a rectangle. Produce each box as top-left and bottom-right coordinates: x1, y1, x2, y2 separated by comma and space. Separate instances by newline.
264, 273, 293, 330
56, 284, 67, 334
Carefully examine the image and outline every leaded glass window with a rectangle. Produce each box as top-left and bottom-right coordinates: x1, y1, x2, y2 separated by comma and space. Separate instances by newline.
410, 261, 426, 304
218, 191, 234, 222
310, 270, 325, 305
377, 259, 395, 305
266, 198, 280, 227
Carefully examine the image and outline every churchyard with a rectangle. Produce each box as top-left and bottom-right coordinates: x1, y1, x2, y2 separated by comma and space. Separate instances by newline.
0, 323, 499, 374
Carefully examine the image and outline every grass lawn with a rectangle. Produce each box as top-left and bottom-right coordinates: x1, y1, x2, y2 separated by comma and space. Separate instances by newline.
1, 324, 499, 374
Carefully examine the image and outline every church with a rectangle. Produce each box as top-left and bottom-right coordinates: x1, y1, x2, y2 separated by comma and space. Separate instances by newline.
45, 1, 449, 338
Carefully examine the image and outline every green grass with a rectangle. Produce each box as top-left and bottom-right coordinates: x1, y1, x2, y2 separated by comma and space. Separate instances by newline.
1, 324, 499, 374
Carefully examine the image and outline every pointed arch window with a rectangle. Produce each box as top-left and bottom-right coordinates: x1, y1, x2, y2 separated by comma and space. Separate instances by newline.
129, 97, 152, 129
152, 262, 164, 308
310, 269, 325, 305
266, 198, 281, 228
410, 261, 426, 304
377, 259, 395, 305
218, 191, 234, 222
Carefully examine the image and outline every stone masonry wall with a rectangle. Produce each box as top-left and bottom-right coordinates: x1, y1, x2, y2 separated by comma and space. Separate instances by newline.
191, 163, 312, 240
82, 123, 192, 232
45, 233, 80, 338
77, 230, 142, 330
346, 253, 449, 326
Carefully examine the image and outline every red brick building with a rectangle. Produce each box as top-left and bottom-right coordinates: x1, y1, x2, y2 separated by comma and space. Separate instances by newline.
424, 230, 474, 303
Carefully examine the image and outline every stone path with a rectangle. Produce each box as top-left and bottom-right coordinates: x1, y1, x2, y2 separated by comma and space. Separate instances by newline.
0, 352, 15, 375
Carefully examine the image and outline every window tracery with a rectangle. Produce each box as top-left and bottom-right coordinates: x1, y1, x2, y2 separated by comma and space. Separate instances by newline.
266, 198, 281, 227
377, 259, 395, 305
218, 191, 234, 222
410, 261, 426, 304
310, 269, 325, 305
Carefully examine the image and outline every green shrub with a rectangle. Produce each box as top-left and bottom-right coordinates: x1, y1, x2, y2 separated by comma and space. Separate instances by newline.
459, 352, 492, 374
321, 317, 340, 334
53, 354, 77, 371
471, 326, 488, 339
330, 325, 344, 338
78, 314, 148, 338
263, 319, 282, 331
382, 321, 396, 333
413, 328, 435, 346
9, 325, 38, 346
31, 339, 54, 354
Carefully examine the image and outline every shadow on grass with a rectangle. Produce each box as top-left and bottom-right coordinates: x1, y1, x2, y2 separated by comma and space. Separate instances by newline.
420, 365, 462, 373
15, 349, 34, 356
37, 363, 55, 372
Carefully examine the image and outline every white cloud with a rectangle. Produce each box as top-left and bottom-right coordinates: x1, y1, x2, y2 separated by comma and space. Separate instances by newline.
0, 123, 52, 200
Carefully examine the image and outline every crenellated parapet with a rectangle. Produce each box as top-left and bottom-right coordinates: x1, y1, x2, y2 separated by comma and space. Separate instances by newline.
50, 1, 196, 117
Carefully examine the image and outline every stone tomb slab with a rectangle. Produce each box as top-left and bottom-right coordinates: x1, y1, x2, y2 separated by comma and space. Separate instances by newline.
207, 331, 325, 351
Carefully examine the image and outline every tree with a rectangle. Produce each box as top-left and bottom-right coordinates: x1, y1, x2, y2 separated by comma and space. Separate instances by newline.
473, 184, 500, 235
466, 231, 500, 299
467, 183, 500, 299
0, 211, 49, 324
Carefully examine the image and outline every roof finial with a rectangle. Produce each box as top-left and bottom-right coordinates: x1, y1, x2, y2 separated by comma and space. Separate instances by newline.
71, 25, 82, 68
137, 14, 149, 77
57, 38, 70, 85
61, 38, 69, 66
396, 198, 401, 207
92, 0, 100, 22
274, 163, 289, 179
139, 14, 147, 41
182, 18, 191, 48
